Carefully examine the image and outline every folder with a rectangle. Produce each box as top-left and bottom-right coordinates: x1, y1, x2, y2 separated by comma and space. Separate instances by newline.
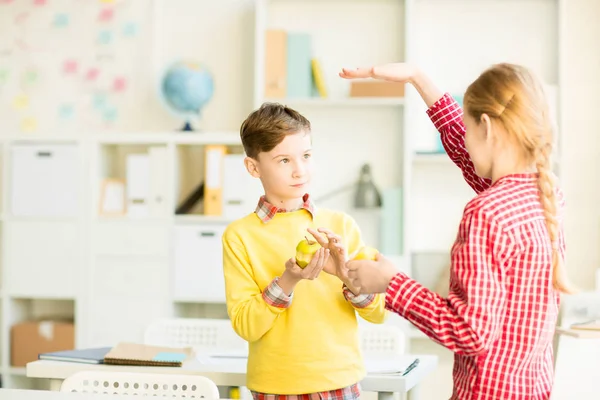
265, 30, 287, 98
39, 347, 112, 364
148, 146, 168, 217
126, 153, 150, 218
203, 145, 226, 216
222, 154, 263, 219
286, 33, 312, 98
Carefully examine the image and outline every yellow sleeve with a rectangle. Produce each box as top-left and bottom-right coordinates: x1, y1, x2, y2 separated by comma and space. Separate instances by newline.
342, 213, 388, 324
222, 229, 289, 343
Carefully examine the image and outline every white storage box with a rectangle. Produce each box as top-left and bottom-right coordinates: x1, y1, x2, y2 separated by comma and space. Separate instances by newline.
10, 143, 79, 217
173, 224, 228, 302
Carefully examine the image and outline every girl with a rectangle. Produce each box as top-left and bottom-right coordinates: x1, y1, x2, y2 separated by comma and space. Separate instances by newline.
340, 63, 574, 399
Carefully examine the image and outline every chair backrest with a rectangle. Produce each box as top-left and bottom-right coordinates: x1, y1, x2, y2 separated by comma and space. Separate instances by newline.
60, 371, 219, 399
358, 324, 406, 356
144, 317, 248, 354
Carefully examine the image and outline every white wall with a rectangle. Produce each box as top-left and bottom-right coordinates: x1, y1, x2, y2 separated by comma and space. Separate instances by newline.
561, 0, 600, 291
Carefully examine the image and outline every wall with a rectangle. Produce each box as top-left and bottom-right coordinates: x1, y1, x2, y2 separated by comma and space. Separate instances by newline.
561, 0, 600, 291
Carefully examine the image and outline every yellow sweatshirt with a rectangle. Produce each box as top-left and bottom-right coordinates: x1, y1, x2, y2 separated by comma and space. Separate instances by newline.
222, 207, 387, 394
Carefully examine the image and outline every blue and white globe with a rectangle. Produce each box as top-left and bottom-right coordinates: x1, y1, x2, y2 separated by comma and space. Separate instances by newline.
161, 60, 214, 131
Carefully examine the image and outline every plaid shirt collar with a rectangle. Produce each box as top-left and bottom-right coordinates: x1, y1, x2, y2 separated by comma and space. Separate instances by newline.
255, 193, 316, 223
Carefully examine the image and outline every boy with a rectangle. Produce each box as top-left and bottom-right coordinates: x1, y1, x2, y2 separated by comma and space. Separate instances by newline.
222, 102, 387, 398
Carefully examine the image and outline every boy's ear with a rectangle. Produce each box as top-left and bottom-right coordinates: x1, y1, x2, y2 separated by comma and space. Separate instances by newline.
244, 156, 260, 178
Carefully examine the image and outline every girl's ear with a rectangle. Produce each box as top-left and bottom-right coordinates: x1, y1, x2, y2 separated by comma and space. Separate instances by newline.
480, 113, 494, 143
244, 156, 260, 178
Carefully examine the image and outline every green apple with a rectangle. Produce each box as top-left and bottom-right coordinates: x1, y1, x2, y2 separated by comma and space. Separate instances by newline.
353, 246, 379, 261
295, 236, 320, 268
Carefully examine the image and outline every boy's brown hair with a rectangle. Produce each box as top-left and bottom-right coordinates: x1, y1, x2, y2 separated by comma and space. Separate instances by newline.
240, 102, 311, 159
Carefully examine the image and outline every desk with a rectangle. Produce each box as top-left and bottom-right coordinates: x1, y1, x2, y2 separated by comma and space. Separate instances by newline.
26, 355, 437, 400
0, 388, 134, 400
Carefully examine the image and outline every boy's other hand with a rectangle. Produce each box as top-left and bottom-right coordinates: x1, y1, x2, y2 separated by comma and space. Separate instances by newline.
307, 227, 349, 281
279, 247, 329, 295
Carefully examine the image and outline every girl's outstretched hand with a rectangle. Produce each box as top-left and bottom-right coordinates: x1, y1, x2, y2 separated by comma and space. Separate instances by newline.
339, 63, 417, 83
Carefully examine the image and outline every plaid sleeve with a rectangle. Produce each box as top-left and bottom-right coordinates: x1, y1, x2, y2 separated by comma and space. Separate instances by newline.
262, 277, 293, 308
343, 285, 375, 308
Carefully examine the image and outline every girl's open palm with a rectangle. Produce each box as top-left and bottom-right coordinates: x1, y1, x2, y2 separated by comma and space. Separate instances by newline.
339, 63, 416, 84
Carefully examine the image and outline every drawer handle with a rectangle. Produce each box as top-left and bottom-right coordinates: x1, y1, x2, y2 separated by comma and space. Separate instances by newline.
199, 232, 215, 237
37, 151, 52, 157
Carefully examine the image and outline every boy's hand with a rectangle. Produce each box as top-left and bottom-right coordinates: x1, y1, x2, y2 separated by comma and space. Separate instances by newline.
307, 227, 352, 282
278, 248, 329, 295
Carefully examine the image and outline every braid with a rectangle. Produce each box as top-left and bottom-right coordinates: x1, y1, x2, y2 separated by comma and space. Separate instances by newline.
536, 144, 573, 293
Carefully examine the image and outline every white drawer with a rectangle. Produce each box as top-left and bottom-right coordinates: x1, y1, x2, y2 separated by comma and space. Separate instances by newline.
94, 222, 168, 257
173, 224, 227, 302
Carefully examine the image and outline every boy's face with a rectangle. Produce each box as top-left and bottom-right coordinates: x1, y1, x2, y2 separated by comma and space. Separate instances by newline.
245, 130, 313, 204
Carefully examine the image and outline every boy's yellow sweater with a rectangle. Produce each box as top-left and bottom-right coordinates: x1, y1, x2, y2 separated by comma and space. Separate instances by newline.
222, 207, 387, 394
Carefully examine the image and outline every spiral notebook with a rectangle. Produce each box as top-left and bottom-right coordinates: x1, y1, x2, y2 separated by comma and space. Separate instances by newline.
103, 342, 194, 367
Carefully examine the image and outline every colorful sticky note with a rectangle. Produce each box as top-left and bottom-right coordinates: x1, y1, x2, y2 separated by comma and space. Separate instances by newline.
152, 352, 187, 362
12, 94, 29, 110
113, 77, 126, 92
97, 30, 112, 44
98, 8, 114, 22
85, 68, 99, 81
59, 104, 74, 119
20, 116, 38, 132
0, 69, 9, 84
122, 22, 137, 37
34, 0, 47, 5
0, 0, 15, 5
103, 107, 118, 122
53, 13, 69, 27
14, 12, 29, 26
63, 60, 78, 74
100, 0, 116, 3
22, 69, 38, 85
93, 93, 107, 110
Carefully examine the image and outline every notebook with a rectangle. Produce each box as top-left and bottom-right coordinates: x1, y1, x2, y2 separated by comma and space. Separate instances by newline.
38, 347, 112, 364
103, 342, 194, 367
364, 356, 419, 375
571, 319, 600, 331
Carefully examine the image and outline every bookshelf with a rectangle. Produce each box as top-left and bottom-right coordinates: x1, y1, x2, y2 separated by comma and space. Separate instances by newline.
0, 0, 564, 390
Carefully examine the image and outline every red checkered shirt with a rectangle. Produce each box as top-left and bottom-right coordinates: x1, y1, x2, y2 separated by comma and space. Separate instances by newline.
254, 194, 371, 399
385, 94, 563, 400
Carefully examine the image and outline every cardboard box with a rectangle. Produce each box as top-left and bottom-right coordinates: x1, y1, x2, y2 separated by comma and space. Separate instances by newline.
349, 81, 405, 97
11, 320, 75, 367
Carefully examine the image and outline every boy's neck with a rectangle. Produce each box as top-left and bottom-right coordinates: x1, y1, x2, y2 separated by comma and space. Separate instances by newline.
263, 195, 305, 212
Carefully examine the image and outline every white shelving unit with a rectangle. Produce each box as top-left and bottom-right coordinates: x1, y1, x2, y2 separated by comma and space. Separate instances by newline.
0, 0, 563, 389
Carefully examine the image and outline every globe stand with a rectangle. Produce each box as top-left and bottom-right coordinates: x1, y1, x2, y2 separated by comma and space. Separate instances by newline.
181, 121, 194, 132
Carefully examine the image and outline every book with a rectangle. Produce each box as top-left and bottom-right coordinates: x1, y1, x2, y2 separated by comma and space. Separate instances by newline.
38, 347, 112, 364
286, 33, 312, 98
311, 59, 327, 98
571, 319, 600, 331
103, 342, 194, 367
364, 356, 419, 375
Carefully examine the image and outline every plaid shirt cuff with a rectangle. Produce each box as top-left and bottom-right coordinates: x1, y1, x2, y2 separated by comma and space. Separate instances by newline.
343, 285, 375, 308
262, 277, 293, 309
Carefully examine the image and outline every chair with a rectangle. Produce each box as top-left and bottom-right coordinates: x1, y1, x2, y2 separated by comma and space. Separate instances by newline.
144, 317, 248, 354
359, 323, 406, 356
60, 371, 219, 399
144, 318, 250, 399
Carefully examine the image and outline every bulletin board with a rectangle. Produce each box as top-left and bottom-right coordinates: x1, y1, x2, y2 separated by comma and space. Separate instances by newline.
0, 0, 153, 134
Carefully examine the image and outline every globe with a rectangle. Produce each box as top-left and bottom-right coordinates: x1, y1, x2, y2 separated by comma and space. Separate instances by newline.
161, 60, 214, 131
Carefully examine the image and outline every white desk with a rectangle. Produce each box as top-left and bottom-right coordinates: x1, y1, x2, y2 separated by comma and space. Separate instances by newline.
0, 388, 135, 400
26, 355, 437, 400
